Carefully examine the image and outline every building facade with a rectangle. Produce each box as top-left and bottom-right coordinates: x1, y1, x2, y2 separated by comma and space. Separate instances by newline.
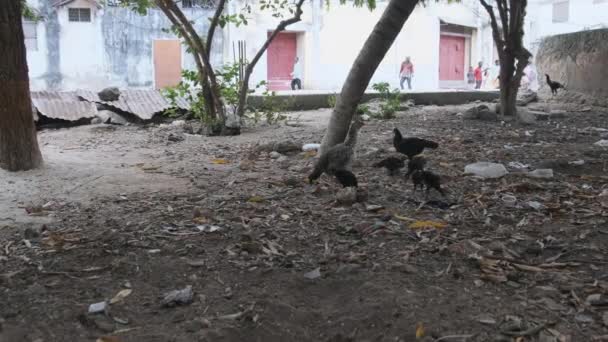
25, 0, 483, 92
524, 0, 608, 54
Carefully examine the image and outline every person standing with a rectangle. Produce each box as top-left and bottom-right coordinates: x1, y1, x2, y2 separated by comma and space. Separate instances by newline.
399, 57, 414, 90
467, 66, 475, 89
524, 59, 539, 92
488, 59, 500, 89
290, 57, 302, 91
474, 62, 483, 89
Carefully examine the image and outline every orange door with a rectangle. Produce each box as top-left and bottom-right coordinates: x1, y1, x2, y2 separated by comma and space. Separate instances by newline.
153, 40, 182, 89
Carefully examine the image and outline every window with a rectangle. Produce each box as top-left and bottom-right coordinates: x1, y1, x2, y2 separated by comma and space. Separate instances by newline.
23, 20, 38, 51
68, 8, 91, 22
552, 1, 569, 23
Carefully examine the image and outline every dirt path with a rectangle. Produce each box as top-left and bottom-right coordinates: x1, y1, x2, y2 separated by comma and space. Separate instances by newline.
1, 104, 608, 342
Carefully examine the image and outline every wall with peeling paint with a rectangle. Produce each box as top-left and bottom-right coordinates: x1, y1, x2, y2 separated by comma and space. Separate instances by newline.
26, 0, 222, 91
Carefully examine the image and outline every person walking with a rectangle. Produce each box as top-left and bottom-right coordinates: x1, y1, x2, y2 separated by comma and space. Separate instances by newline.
399, 57, 414, 90
290, 57, 302, 91
474, 62, 483, 89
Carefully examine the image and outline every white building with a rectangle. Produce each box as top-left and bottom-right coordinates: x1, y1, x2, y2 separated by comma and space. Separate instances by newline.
24, 0, 484, 92
524, 0, 608, 54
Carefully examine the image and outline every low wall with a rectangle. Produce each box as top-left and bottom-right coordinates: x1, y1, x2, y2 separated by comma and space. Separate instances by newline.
536, 29, 608, 100
248, 91, 500, 111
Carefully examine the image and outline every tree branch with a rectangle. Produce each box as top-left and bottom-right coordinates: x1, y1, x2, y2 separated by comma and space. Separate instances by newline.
479, 0, 505, 52
496, 0, 510, 42
206, 0, 226, 56
161, 0, 226, 121
235, 0, 306, 117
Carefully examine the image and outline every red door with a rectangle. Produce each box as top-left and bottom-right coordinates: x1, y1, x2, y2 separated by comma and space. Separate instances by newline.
439, 35, 465, 81
267, 32, 297, 91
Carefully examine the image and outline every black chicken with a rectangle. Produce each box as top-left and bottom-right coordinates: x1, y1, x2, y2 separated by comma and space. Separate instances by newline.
411, 170, 445, 196
334, 170, 358, 188
545, 74, 565, 95
393, 128, 438, 159
373, 156, 405, 175
309, 118, 364, 183
404, 155, 427, 179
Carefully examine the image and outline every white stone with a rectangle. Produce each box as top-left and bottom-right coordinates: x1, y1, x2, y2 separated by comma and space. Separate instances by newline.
464, 162, 508, 179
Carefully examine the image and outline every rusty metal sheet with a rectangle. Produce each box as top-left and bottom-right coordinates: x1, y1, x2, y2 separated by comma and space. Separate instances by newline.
32, 99, 98, 121
77, 89, 190, 120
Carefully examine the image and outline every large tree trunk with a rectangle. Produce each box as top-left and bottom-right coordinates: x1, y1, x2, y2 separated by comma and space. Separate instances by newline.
0, 1, 43, 171
320, 0, 419, 153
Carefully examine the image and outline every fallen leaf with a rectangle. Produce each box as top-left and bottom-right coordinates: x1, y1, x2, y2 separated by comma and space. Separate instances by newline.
96, 337, 121, 342
211, 159, 229, 164
408, 220, 447, 230
193, 216, 209, 224
302, 151, 316, 158
416, 322, 425, 339
248, 196, 265, 203
110, 289, 132, 304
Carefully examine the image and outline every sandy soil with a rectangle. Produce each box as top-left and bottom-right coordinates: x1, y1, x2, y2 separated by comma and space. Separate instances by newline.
1, 103, 608, 342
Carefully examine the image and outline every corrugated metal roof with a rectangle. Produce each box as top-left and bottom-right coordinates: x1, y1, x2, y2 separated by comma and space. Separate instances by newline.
78, 89, 190, 120
31, 99, 98, 121
31, 89, 189, 122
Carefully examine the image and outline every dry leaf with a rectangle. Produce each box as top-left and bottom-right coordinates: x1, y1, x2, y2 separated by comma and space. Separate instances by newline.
211, 159, 229, 164
409, 220, 447, 230
248, 196, 265, 203
193, 216, 209, 224
302, 151, 316, 158
96, 337, 121, 342
416, 322, 425, 339
110, 289, 133, 304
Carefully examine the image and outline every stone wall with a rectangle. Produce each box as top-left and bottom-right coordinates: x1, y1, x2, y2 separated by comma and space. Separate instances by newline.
536, 29, 608, 103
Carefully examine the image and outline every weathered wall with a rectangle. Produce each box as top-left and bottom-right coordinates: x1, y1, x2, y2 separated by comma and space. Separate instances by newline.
27, 0, 222, 91
536, 29, 608, 99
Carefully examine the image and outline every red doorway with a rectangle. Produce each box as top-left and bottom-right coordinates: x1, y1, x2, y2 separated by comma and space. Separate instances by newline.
266, 32, 297, 91
439, 35, 465, 81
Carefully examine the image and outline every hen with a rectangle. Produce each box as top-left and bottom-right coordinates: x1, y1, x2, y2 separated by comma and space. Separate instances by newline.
373, 156, 405, 175
545, 74, 565, 95
334, 170, 358, 188
308, 118, 364, 183
393, 128, 438, 159
411, 170, 445, 196
404, 155, 427, 179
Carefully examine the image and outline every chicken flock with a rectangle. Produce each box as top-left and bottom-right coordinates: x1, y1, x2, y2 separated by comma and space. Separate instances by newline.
308, 120, 445, 198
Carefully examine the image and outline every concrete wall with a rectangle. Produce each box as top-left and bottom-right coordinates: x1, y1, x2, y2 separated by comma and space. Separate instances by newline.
536, 29, 608, 98
26, 0, 222, 91
525, 0, 608, 54
248, 90, 500, 111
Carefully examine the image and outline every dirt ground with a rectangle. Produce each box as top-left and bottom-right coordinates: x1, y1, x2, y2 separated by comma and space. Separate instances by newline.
1, 101, 608, 342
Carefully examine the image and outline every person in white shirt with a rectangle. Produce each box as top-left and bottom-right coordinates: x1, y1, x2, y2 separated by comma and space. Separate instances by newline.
523, 59, 539, 92
290, 57, 302, 90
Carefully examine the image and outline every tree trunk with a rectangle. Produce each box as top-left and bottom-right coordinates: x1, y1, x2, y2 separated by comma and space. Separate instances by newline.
0, 1, 43, 171
319, 0, 419, 153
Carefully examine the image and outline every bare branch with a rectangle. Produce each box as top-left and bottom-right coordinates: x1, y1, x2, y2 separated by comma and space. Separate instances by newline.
206, 0, 226, 56
236, 0, 306, 117
161, 0, 226, 121
495, 0, 509, 44
479, 0, 505, 52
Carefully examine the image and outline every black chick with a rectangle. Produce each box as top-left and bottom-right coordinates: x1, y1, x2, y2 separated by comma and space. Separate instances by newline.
334, 170, 358, 188
545, 74, 565, 95
373, 156, 405, 175
411, 170, 445, 196
393, 128, 438, 159
405, 155, 427, 179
